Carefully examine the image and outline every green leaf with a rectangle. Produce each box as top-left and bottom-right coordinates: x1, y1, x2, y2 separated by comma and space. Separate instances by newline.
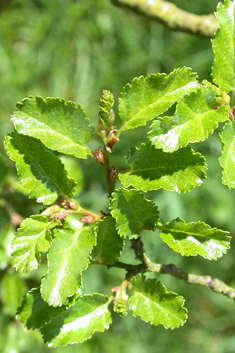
41, 226, 96, 306
160, 217, 231, 260
129, 274, 187, 329
16, 288, 65, 330
4, 133, 76, 205
212, 0, 235, 93
91, 216, 124, 264
41, 294, 112, 347
110, 188, 159, 239
1, 272, 26, 316
11, 215, 58, 274
11, 96, 94, 159
148, 86, 229, 152
118, 67, 199, 133
119, 143, 207, 193
219, 120, 235, 188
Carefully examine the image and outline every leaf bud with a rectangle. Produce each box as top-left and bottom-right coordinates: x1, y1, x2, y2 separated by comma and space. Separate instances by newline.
95, 148, 104, 164
110, 167, 119, 181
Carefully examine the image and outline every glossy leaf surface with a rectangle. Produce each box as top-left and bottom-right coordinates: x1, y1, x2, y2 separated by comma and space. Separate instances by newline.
118, 67, 199, 133
17, 288, 65, 330
4, 133, 76, 204
41, 226, 96, 306
129, 275, 187, 329
160, 217, 231, 260
110, 188, 159, 239
11, 96, 94, 159
91, 216, 124, 264
41, 294, 112, 347
148, 86, 229, 152
219, 120, 235, 188
119, 143, 207, 192
212, 0, 235, 92
11, 215, 58, 273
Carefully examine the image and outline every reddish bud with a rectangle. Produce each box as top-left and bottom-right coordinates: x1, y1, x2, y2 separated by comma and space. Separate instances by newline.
80, 215, 95, 224
95, 148, 104, 163
110, 167, 118, 181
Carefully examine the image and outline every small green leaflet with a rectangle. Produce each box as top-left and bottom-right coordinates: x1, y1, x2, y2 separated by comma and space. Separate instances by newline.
148, 86, 229, 152
129, 274, 187, 329
212, 0, 235, 93
11, 96, 94, 159
16, 288, 65, 330
160, 217, 231, 260
11, 215, 58, 273
91, 216, 124, 264
41, 226, 96, 306
119, 143, 207, 193
219, 120, 235, 188
118, 67, 199, 133
4, 133, 76, 205
41, 294, 112, 347
110, 188, 159, 239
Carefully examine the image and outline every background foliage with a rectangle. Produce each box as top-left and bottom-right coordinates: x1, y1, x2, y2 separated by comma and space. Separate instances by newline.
0, 0, 235, 352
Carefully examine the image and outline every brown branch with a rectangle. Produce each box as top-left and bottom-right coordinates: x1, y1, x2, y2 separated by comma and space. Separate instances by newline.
111, 0, 219, 39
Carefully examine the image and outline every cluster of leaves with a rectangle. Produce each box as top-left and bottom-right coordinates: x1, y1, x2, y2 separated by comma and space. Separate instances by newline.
3, 0, 235, 348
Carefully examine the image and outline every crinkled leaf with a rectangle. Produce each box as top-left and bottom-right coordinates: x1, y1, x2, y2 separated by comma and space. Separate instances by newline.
160, 217, 231, 260
212, 0, 235, 92
219, 120, 235, 188
92, 216, 124, 264
1, 272, 26, 316
119, 143, 207, 193
110, 188, 159, 239
129, 274, 187, 329
4, 133, 76, 205
41, 226, 96, 307
16, 288, 65, 330
41, 294, 112, 347
148, 86, 229, 152
11, 215, 58, 274
118, 67, 199, 133
11, 96, 94, 159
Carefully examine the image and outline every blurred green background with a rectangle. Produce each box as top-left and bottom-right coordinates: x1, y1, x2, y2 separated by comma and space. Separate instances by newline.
0, 0, 235, 352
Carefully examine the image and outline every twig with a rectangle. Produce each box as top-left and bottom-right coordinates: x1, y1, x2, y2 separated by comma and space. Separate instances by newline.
111, 0, 219, 39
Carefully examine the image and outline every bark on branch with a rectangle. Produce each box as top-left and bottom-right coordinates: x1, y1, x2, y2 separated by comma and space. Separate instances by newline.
111, 0, 219, 39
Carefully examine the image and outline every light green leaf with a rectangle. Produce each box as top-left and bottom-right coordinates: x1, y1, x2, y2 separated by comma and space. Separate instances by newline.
41, 226, 96, 306
16, 288, 65, 330
118, 67, 199, 133
41, 294, 112, 347
119, 143, 207, 193
11, 215, 58, 274
1, 272, 26, 316
160, 217, 231, 260
4, 133, 77, 205
212, 0, 235, 92
148, 86, 229, 152
219, 120, 235, 188
91, 216, 124, 264
11, 96, 94, 159
110, 188, 159, 239
129, 274, 187, 329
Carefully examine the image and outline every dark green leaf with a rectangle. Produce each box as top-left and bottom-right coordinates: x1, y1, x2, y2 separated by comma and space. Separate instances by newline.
119, 143, 207, 192
11, 96, 94, 159
4, 133, 77, 205
41, 294, 112, 347
110, 188, 159, 239
160, 217, 231, 260
16, 288, 65, 330
92, 216, 124, 264
129, 274, 187, 329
